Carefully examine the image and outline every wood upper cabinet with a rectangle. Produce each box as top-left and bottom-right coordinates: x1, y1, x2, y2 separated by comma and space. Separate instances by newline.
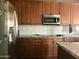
43, 1, 50, 15
8, 1, 79, 25
30, 1, 42, 25
60, 3, 71, 25
71, 3, 79, 25
21, 0, 30, 24
50, 2, 60, 15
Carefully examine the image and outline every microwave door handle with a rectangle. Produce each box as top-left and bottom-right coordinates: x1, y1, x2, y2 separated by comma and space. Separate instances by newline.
56, 18, 57, 23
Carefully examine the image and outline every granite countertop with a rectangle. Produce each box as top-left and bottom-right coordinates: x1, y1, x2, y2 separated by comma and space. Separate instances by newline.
57, 42, 79, 59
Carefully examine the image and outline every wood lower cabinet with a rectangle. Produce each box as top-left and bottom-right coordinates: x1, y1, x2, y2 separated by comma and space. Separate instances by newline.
16, 38, 29, 58
75, 38, 79, 42
29, 38, 42, 57
63, 38, 79, 42
16, 37, 54, 59
41, 38, 54, 57
63, 38, 76, 42
16, 37, 79, 59
53, 38, 64, 57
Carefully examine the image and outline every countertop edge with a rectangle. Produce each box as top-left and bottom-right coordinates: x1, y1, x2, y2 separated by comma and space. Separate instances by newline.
57, 42, 79, 59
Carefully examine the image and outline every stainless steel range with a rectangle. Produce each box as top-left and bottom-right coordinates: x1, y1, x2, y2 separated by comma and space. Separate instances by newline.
0, 1, 18, 59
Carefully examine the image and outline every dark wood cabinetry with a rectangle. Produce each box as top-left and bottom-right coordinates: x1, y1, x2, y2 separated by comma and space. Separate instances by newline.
71, 3, 79, 25
75, 38, 79, 42
63, 38, 76, 42
50, 2, 60, 15
42, 1, 50, 15
60, 3, 71, 25
16, 38, 29, 58
16, 37, 54, 59
60, 3, 79, 25
16, 37, 79, 59
8, 0, 79, 25
29, 38, 42, 57
21, 1, 31, 24
8, 0, 60, 25
53, 38, 64, 57
30, 1, 42, 25
41, 38, 54, 57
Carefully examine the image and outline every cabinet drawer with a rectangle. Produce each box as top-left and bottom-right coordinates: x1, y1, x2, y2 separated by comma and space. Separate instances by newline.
30, 38, 41, 43
63, 38, 75, 42
54, 38, 64, 42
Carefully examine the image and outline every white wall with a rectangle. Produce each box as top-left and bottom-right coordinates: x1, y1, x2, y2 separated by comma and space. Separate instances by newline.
42, 0, 77, 2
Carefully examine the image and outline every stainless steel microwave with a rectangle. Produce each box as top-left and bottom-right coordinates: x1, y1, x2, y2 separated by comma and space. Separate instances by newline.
42, 15, 61, 25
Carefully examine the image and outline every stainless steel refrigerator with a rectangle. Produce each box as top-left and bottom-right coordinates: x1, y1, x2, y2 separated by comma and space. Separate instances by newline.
0, 1, 18, 59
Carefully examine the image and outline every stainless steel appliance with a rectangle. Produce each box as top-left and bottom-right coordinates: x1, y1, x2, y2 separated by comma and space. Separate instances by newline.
0, 1, 18, 59
42, 15, 61, 25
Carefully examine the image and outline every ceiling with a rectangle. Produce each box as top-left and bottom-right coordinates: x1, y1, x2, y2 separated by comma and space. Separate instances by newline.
42, 0, 79, 3
31, 0, 79, 3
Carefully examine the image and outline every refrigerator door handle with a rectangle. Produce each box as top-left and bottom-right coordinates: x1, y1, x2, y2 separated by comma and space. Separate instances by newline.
8, 27, 15, 44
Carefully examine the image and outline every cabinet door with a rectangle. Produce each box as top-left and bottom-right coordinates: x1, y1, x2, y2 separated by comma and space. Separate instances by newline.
71, 3, 79, 25
46, 38, 54, 57
16, 38, 29, 58
30, 1, 42, 25
54, 38, 64, 57
21, 0, 30, 24
50, 2, 60, 15
63, 38, 76, 42
29, 38, 41, 57
75, 38, 79, 42
9, 0, 22, 24
18, 0, 22, 25
43, 1, 50, 15
41, 38, 54, 57
60, 3, 71, 25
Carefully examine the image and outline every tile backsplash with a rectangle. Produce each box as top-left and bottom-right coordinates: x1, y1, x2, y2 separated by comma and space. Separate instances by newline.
18, 25, 79, 36
19, 25, 62, 36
